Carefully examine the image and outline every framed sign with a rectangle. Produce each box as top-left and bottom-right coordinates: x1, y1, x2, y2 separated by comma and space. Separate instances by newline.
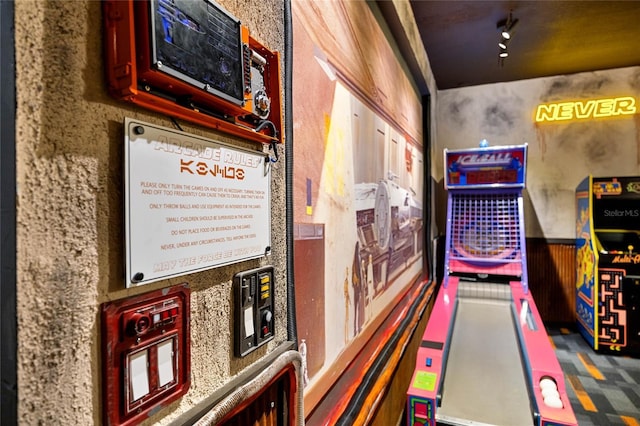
124, 118, 271, 287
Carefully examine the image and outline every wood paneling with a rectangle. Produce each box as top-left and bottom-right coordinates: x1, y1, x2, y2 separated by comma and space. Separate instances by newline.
526, 240, 576, 324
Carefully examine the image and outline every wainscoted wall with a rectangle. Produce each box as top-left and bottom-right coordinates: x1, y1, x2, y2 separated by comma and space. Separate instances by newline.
526, 239, 577, 324
435, 66, 640, 240
434, 67, 640, 329
434, 237, 578, 324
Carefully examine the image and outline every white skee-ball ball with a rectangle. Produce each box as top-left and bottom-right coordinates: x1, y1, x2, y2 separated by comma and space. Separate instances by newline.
544, 394, 563, 409
539, 377, 557, 391
541, 387, 560, 399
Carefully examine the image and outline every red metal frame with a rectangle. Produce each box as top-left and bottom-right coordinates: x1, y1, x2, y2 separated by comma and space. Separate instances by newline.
102, 284, 190, 426
103, 0, 282, 144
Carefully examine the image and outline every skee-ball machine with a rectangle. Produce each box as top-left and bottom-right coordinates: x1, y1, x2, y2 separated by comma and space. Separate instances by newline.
406, 143, 576, 426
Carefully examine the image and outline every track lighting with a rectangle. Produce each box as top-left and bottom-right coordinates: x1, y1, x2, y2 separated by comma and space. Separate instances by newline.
497, 11, 518, 62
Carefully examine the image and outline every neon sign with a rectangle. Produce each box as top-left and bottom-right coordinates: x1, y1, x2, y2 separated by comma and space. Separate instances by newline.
535, 96, 636, 122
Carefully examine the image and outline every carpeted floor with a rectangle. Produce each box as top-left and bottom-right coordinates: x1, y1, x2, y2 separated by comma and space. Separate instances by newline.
547, 325, 640, 425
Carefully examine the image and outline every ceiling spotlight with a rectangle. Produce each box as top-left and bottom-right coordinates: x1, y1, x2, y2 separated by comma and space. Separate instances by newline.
497, 12, 519, 40
499, 51, 509, 58
498, 39, 508, 50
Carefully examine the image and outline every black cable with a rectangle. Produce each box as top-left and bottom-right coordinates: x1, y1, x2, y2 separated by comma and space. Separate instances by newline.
0, 0, 17, 423
255, 119, 278, 139
283, 0, 297, 347
268, 141, 279, 163
171, 116, 184, 132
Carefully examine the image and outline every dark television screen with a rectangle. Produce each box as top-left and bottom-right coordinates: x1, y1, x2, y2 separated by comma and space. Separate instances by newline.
596, 231, 640, 252
466, 169, 517, 185
150, 0, 244, 104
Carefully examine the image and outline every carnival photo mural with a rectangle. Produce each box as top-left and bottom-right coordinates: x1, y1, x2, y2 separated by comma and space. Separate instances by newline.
291, 0, 425, 413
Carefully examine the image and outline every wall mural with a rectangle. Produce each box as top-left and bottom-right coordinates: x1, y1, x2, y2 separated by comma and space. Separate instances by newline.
291, 0, 425, 414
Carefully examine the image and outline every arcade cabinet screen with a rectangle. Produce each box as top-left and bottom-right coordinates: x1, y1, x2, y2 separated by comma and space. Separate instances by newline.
596, 231, 640, 253
151, 0, 244, 105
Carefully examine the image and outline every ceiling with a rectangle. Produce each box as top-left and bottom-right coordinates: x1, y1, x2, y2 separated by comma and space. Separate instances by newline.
382, 1, 640, 91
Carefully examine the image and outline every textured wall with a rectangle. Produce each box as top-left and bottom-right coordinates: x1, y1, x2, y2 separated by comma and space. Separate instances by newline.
436, 67, 640, 239
15, 0, 286, 424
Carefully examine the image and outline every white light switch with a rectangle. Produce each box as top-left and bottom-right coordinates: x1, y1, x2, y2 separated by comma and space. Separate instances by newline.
129, 350, 150, 402
157, 339, 175, 387
244, 306, 255, 337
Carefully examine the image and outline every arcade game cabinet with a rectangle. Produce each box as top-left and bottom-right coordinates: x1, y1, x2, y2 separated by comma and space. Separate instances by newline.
406, 143, 576, 426
576, 175, 640, 356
